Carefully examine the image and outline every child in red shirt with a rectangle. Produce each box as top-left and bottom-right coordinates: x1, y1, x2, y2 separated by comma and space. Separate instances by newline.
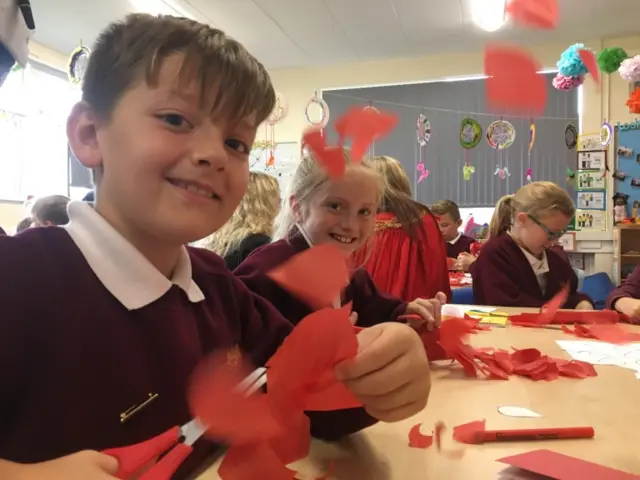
0, 14, 431, 479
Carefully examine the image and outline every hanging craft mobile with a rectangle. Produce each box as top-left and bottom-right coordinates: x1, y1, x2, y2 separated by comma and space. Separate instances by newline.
597, 47, 628, 74
416, 113, 431, 183
263, 92, 288, 168
460, 117, 481, 181
526, 122, 536, 182
487, 119, 515, 180
618, 55, 640, 83
304, 92, 329, 128
626, 88, 640, 114
599, 120, 612, 178
564, 124, 578, 150
67, 42, 91, 86
566, 168, 576, 188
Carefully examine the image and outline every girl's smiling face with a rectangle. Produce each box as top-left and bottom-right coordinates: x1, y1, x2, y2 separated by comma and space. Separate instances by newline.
293, 167, 380, 256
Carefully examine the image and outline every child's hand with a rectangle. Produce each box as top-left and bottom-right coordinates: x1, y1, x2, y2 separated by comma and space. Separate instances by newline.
15, 451, 119, 479
456, 252, 477, 272
335, 322, 430, 422
575, 300, 595, 311
615, 297, 640, 323
405, 292, 447, 331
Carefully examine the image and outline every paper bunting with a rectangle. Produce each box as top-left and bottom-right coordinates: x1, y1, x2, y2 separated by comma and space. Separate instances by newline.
506, 0, 559, 29
484, 45, 546, 116
462, 164, 475, 181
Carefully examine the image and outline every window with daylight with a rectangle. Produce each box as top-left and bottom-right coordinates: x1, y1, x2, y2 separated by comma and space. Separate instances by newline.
0, 61, 80, 201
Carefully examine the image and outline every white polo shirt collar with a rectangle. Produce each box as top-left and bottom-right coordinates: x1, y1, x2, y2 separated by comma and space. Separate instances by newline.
64, 201, 205, 310
448, 232, 462, 245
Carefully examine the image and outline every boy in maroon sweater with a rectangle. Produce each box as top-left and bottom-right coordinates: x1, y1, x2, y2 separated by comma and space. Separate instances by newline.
0, 14, 431, 480
431, 200, 477, 271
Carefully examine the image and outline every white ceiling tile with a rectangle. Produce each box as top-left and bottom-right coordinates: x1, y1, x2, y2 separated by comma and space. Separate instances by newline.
392, 0, 465, 34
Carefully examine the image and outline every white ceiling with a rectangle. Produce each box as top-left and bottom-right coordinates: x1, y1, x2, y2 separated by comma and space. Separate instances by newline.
30, 0, 640, 70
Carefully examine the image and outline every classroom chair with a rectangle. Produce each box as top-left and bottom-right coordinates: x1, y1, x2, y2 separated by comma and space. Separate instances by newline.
573, 268, 586, 291
452, 287, 475, 305
579, 272, 615, 310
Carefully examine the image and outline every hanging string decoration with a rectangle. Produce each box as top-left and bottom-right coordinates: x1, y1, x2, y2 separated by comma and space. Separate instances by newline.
416, 113, 431, 183
526, 122, 536, 182
618, 56, 640, 83
599, 121, 613, 178
487, 119, 515, 180
304, 92, 329, 128
597, 47, 628, 74
459, 117, 481, 181
67, 43, 91, 86
263, 92, 288, 169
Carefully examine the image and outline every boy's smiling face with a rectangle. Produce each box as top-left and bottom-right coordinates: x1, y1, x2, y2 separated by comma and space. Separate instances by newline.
68, 54, 257, 248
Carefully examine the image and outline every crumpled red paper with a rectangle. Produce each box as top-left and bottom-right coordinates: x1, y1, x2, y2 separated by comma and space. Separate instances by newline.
506, 0, 559, 29
421, 316, 597, 381
189, 305, 362, 479
303, 106, 398, 178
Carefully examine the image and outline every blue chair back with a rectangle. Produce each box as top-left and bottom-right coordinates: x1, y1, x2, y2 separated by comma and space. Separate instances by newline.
452, 287, 475, 305
579, 272, 614, 310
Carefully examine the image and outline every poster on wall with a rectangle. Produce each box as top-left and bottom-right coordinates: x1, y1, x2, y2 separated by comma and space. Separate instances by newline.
576, 190, 606, 210
578, 150, 606, 170
558, 232, 576, 252
576, 170, 606, 190
578, 133, 603, 152
575, 209, 607, 231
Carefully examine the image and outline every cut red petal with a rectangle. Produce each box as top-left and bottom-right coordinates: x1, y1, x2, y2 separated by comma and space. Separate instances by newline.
579, 49, 600, 85
267, 244, 348, 310
539, 284, 569, 323
302, 128, 346, 179
506, 0, 559, 29
452, 420, 486, 445
484, 44, 546, 116
188, 354, 283, 444
408, 423, 433, 449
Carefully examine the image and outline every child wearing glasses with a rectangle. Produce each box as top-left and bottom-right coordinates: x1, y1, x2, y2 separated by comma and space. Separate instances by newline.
471, 182, 593, 309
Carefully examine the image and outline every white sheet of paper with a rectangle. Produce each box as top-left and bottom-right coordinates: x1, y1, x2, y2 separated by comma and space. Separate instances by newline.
497, 406, 542, 418
442, 305, 496, 317
556, 340, 640, 377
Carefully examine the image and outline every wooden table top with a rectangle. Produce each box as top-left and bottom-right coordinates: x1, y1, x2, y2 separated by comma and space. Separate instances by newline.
197, 306, 640, 479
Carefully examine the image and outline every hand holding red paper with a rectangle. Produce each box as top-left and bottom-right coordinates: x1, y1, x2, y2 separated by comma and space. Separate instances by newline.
404, 292, 447, 331
613, 297, 640, 323
335, 322, 431, 422
13, 451, 120, 480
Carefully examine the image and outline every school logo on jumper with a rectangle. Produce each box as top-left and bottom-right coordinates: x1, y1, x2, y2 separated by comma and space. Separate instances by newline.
226, 345, 242, 367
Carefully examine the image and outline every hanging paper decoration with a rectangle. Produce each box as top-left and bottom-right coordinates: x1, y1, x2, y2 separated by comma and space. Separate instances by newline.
487, 120, 515, 181
67, 43, 91, 86
459, 118, 482, 181
600, 121, 612, 147
527, 122, 536, 182
597, 47, 628, 74
416, 113, 431, 184
304, 92, 329, 128
578, 49, 600, 85
505, 0, 559, 29
566, 168, 576, 188
557, 44, 588, 77
564, 124, 578, 149
417, 162, 429, 183
618, 55, 640, 83
552, 73, 584, 91
263, 92, 288, 169
626, 87, 640, 114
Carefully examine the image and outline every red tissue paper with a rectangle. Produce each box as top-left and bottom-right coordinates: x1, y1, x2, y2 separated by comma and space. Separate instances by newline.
506, 0, 559, 29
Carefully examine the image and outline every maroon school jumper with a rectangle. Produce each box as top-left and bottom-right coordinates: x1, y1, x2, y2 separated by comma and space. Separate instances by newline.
607, 265, 640, 309
0, 228, 374, 479
471, 233, 591, 308
445, 233, 476, 259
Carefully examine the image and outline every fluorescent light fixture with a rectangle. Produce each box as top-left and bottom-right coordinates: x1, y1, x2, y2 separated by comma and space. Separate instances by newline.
129, 0, 194, 18
470, 0, 507, 32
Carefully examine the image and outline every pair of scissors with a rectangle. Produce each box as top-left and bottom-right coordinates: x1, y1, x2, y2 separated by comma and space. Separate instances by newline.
103, 367, 267, 480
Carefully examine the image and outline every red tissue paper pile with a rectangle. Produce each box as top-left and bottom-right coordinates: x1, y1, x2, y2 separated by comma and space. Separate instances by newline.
421, 316, 597, 381
188, 304, 362, 480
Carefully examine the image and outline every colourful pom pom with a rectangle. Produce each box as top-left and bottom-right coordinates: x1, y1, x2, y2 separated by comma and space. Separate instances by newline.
619, 55, 640, 83
626, 87, 640, 114
556, 43, 588, 77
552, 73, 584, 91
597, 47, 628, 74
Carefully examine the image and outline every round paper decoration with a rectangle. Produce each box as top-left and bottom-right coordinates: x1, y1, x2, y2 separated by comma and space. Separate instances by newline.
486, 120, 515, 150
600, 121, 612, 147
266, 92, 288, 125
529, 123, 536, 152
417, 114, 431, 146
564, 123, 578, 149
304, 94, 329, 128
460, 118, 482, 149
67, 44, 91, 86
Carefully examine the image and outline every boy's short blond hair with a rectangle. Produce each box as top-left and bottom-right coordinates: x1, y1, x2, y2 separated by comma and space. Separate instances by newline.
82, 13, 276, 183
431, 200, 461, 222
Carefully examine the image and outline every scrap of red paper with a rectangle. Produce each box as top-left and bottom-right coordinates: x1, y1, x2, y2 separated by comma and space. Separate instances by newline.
267, 244, 348, 310
408, 423, 433, 449
302, 128, 346, 179
497, 449, 640, 480
334, 106, 398, 161
452, 420, 486, 444
218, 444, 297, 480
484, 44, 546, 116
506, 0, 559, 29
579, 49, 601, 85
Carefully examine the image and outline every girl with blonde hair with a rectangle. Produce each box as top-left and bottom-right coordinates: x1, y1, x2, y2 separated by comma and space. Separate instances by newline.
234, 150, 446, 331
200, 171, 280, 269
351, 155, 451, 302
473, 181, 593, 309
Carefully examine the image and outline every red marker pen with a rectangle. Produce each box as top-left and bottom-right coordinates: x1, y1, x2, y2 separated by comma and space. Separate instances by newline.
481, 426, 594, 443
